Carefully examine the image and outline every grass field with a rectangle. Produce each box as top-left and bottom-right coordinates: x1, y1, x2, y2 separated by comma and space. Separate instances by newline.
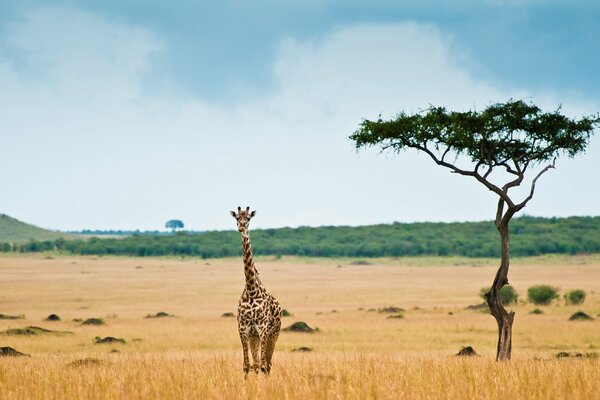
1, 254, 599, 399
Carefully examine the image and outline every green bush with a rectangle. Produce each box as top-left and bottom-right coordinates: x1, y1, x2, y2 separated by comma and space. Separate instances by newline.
564, 289, 586, 305
479, 285, 519, 306
527, 285, 559, 305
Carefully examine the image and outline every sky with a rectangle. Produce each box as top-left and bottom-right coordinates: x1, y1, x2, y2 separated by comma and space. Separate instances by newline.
0, 0, 599, 231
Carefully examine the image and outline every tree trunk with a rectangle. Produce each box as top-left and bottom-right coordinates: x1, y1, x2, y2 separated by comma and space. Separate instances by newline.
485, 221, 515, 361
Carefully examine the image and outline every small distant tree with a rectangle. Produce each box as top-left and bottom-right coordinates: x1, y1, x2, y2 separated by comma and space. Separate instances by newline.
351, 99, 599, 360
165, 219, 184, 233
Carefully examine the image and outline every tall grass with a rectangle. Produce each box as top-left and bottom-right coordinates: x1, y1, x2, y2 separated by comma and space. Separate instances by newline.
0, 254, 599, 399
1, 353, 599, 400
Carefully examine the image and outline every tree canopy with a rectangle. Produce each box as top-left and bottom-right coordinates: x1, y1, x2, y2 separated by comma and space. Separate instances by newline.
165, 219, 184, 231
352, 100, 598, 167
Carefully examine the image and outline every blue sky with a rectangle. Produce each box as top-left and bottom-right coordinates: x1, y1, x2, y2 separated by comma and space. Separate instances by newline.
0, 1, 599, 231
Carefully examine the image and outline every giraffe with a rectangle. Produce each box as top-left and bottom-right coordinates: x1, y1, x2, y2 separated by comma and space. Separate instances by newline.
230, 206, 282, 376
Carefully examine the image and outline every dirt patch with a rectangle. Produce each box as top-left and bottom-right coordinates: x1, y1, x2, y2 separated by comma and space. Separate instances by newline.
349, 260, 371, 266
45, 314, 61, 321
145, 312, 171, 318
81, 318, 105, 326
378, 306, 406, 314
456, 346, 478, 356
556, 351, 598, 359
1, 326, 72, 336
291, 347, 313, 352
465, 302, 489, 311
0, 313, 25, 320
221, 312, 234, 318
569, 311, 594, 321
0, 346, 29, 357
387, 314, 405, 319
283, 321, 316, 333
68, 357, 105, 367
94, 336, 126, 344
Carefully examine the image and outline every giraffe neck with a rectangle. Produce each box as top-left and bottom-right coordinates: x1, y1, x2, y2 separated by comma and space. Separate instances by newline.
240, 228, 262, 293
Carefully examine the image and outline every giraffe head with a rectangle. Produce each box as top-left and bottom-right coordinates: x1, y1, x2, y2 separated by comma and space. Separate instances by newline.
230, 206, 256, 232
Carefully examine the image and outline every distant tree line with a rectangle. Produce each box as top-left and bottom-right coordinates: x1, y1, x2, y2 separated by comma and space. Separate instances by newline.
68, 230, 177, 236
2, 216, 600, 258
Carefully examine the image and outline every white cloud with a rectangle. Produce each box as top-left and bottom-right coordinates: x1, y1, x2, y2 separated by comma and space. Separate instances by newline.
0, 7, 598, 231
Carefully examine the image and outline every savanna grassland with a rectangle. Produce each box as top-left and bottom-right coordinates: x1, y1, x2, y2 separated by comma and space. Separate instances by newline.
1, 254, 600, 399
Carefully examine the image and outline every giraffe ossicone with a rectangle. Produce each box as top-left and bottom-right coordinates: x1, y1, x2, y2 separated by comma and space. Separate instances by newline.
230, 206, 282, 376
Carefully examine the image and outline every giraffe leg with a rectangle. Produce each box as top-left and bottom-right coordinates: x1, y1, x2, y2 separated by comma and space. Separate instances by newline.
239, 330, 250, 376
249, 333, 260, 374
259, 332, 270, 374
265, 330, 280, 372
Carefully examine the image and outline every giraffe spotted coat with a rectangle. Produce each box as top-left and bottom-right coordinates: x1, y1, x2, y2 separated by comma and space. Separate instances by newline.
231, 206, 282, 375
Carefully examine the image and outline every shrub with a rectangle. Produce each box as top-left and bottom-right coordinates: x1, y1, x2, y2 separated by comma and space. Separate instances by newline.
564, 289, 586, 305
527, 285, 559, 305
479, 285, 518, 306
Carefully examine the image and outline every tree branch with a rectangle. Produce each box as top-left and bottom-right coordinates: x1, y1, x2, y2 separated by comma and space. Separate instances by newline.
415, 143, 515, 206
495, 197, 505, 227
513, 158, 556, 213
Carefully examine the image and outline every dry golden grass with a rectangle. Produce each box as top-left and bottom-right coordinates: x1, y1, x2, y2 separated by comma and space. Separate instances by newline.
1, 253, 599, 399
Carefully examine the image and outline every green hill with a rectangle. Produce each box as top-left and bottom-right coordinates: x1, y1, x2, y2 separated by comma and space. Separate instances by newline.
0, 214, 76, 244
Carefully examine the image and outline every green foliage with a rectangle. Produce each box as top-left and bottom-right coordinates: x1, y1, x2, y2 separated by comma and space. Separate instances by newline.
564, 289, 586, 305
479, 285, 518, 306
351, 100, 599, 166
527, 285, 560, 305
3, 216, 600, 258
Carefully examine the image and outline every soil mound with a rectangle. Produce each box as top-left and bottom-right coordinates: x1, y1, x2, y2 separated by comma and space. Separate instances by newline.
94, 336, 126, 344
81, 318, 105, 326
0, 313, 25, 320
291, 347, 313, 352
569, 311, 594, 321
456, 346, 478, 356
145, 312, 171, 318
283, 321, 316, 333
0, 346, 29, 357
45, 314, 61, 321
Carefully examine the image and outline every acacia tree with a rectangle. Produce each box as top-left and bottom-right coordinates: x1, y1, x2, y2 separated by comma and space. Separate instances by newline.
350, 100, 598, 360
165, 219, 184, 232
